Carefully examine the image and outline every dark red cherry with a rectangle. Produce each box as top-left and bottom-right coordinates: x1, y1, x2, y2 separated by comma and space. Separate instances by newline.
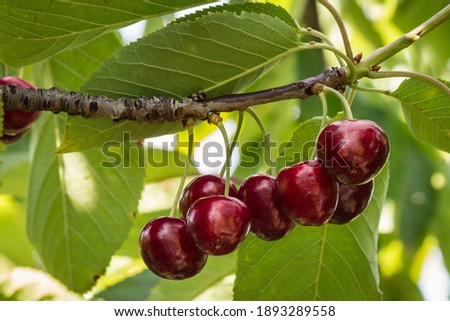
1, 77, 40, 137
0, 132, 24, 145
329, 180, 374, 224
276, 160, 339, 226
186, 195, 251, 256
179, 174, 238, 217
316, 120, 389, 185
139, 217, 207, 280
238, 174, 294, 241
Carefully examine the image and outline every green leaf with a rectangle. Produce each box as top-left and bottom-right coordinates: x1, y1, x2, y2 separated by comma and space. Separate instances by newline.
84, 6, 299, 99
48, 32, 123, 91
57, 4, 300, 153
395, 144, 438, 257
149, 253, 236, 300
95, 270, 160, 301
234, 165, 389, 300
0, 266, 81, 300
0, 0, 214, 67
56, 118, 185, 154
172, 2, 299, 30
26, 113, 145, 293
144, 148, 199, 183
0, 195, 34, 266
389, 78, 450, 153
276, 113, 343, 170
234, 116, 389, 300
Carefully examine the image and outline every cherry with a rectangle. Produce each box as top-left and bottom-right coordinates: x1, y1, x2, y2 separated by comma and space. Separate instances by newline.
238, 174, 295, 241
139, 217, 207, 280
179, 174, 238, 217
329, 180, 374, 224
186, 195, 251, 256
316, 120, 389, 185
0, 132, 24, 144
276, 160, 338, 226
0, 77, 40, 139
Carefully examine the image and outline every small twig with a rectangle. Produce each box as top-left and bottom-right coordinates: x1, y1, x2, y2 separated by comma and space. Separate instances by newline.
219, 111, 244, 177
356, 5, 450, 78
298, 27, 346, 67
368, 70, 450, 94
169, 125, 194, 218
316, 0, 354, 60
1, 67, 347, 124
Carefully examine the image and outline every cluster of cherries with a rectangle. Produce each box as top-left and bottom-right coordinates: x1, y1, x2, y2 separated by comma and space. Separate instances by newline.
139, 119, 390, 280
0, 77, 41, 144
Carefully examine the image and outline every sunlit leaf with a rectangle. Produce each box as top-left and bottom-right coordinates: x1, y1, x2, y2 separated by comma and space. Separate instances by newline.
389, 78, 450, 153
57, 3, 300, 153
0, 0, 214, 67
234, 116, 389, 300
0, 266, 81, 300
234, 165, 389, 300
48, 32, 123, 91
149, 253, 236, 301
27, 113, 145, 293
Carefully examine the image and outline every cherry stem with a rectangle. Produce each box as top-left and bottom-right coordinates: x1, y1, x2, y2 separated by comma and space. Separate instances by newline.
216, 121, 231, 197
367, 70, 450, 95
316, 0, 354, 61
318, 92, 329, 130
298, 27, 346, 67
346, 87, 358, 108
322, 85, 353, 120
219, 111, 244, 177
312, 91, 329, 160
349, 83, 391, 95
246, 107, 277, 177
169, 125, 194, 218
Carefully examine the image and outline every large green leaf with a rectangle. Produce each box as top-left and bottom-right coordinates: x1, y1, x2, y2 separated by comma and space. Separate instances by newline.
234, 116, 390, 300
57, 3, 300, 153
26, 113, 145, 293
0, 0, 214, 67
149, 253, 236, 301
234, 165, 389, 300
48, 32, 123, 91
389, 78, 450, 153
95, 270, 160, 301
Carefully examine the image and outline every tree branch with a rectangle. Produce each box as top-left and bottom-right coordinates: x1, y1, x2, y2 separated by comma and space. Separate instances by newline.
356, 4, 450, 78
1, 67, 347, 124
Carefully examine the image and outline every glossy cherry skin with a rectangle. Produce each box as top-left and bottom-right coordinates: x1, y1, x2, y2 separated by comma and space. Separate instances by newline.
179, 174, 238, 217
139, 217, 207, 280
276, 160, 339, 226
186, 195, 251, 256
238, 174, 295, 241
0, 77, 40, 137
329, 180, 374, 224
0, 132, 24, 145
316, 120, 389, 185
